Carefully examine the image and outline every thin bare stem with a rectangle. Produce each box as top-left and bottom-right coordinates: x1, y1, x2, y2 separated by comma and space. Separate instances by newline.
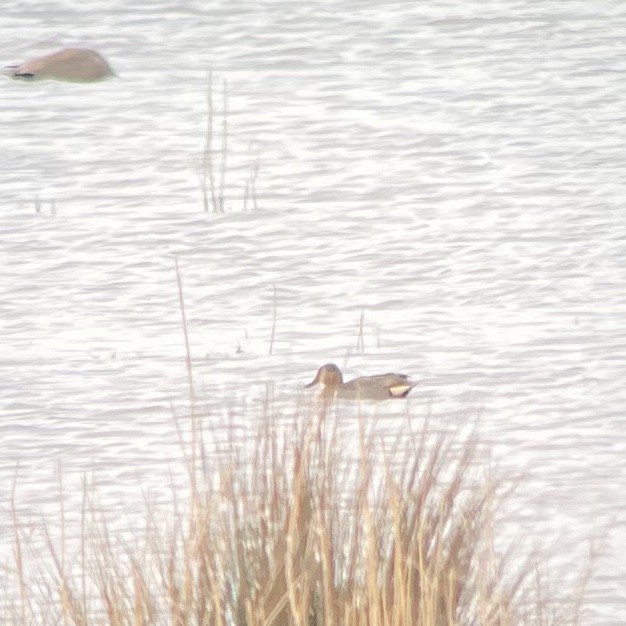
174, 257, 197, 501
80, 476, 87, 621
243, 181, 250, 211
251, 155, 260, 210
11, 467, 27, 624
355, 309, 365, 353
56, 460, 68, 626
269, 285, 277, 355
219, 79, 228, 213
204, 71, 218, 213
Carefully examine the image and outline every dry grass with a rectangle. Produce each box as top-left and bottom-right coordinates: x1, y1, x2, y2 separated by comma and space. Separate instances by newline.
3, 403, 588, 626
200, 73, 259, 215
201, 71, 228, 214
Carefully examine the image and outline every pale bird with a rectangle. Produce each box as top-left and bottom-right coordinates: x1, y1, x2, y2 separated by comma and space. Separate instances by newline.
5, 48, 114, 82
305, 363, 417, 400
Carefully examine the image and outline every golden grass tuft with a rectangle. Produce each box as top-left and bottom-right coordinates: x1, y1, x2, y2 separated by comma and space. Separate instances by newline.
4, 408, 587, 626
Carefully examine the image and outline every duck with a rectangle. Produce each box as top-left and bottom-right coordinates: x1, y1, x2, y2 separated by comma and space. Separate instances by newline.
305, 363, 417, 400
5, 48, 114, 82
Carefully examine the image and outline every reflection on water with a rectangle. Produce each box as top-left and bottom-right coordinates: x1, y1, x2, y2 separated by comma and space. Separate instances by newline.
1, 1, 625, 623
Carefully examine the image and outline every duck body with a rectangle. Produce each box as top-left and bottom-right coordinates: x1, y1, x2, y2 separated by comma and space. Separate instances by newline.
6, 48, 114, 82
305, 363, 416, 401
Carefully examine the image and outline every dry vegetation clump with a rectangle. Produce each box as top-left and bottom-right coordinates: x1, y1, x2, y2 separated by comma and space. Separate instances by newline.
4, 409, 586, 626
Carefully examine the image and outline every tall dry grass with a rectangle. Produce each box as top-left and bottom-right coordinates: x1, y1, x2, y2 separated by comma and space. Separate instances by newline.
4, 403, 588, 626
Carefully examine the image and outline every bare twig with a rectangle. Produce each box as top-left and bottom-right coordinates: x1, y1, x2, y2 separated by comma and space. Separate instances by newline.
269, 285, 277, 355
201, 74, 229, 214
355, 309, 365, 353
174, 257, 197, 501
202, 71, 218, 213
251, 156, 260, 210
56, 460, 67, 626
11, 467, 27, 624
219, 79, 228, 213
80, 475, 88, 621
243, 181, 250, 211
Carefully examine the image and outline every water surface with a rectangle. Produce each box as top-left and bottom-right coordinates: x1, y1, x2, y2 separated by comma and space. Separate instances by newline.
1, 1, 625, 622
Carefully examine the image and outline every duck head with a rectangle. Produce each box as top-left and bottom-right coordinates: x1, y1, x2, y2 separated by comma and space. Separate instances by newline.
305, 363, 343, 389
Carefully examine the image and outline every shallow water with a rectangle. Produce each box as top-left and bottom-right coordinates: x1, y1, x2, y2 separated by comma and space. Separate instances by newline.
1, 1, 625, 622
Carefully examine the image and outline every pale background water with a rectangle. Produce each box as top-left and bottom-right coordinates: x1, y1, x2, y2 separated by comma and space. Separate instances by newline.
1, 0, 625, 622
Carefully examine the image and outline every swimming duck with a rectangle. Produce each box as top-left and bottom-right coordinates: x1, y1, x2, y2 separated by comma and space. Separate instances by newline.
5, 48, 114, 82
305, 363, 416, 400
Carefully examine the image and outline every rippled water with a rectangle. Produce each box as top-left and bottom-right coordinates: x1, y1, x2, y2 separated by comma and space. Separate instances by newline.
1, 1, 625, 622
